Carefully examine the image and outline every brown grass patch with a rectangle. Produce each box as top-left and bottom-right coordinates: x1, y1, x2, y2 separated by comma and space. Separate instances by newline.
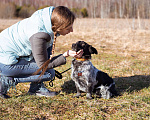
0, 18, 150, 120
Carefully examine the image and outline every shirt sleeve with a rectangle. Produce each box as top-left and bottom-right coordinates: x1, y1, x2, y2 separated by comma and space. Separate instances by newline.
29, 32, 66, 69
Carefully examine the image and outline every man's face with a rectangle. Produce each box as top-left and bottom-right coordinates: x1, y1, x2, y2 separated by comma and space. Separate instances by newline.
58, 24, 73, 36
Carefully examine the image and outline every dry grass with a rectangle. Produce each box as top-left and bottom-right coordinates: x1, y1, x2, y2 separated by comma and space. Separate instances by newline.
57, 18, 150, 58
0, 18, 150, 120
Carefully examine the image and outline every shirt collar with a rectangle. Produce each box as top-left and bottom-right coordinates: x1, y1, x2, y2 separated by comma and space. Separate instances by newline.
42, 6, 55, 36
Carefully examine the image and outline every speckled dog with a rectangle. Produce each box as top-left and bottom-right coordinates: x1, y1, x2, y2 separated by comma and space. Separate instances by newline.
71, 41, 118, 99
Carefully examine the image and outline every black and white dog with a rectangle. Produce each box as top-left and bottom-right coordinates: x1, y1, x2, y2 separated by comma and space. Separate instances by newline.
71, 41, 118, 99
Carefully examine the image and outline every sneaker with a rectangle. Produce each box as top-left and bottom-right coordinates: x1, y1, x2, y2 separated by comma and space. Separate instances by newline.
0, 93, 10, 99
28, 82, 57, 97
0, 75, 16, 99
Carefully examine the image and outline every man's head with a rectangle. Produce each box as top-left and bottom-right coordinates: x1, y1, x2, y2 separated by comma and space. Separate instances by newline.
51, 6, 75, 35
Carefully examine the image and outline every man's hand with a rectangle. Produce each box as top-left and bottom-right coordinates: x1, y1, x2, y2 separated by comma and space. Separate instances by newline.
63, 49, 84, 58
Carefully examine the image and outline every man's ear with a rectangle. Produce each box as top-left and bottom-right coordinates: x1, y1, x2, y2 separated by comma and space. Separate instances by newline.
89, 46, 98, 54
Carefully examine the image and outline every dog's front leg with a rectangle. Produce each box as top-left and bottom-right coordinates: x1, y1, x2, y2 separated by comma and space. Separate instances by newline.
73, 83, 81, 98
86, 83, 93, 99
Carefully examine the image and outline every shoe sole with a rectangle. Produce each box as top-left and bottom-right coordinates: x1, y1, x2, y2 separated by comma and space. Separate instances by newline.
36, 93, 56, 97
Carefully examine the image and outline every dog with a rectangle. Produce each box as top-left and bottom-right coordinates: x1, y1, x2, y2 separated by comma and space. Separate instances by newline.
71, 41, 118, 99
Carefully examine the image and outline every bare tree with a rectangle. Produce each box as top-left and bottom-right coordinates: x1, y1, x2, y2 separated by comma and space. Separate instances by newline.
1, 0, 150, 19
119, 0, 124, 18
100, 0, 104, 18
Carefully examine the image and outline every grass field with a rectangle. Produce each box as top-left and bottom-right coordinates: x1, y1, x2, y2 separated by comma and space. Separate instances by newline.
0, 18, 150, 120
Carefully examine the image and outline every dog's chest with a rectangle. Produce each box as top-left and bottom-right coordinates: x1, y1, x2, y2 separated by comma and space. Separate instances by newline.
71, 60, 98, 91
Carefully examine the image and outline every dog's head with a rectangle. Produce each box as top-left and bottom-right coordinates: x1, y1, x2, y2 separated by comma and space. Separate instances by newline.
72, 41, 98, 59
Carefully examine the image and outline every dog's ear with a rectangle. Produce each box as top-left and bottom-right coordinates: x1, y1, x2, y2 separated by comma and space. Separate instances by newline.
89, 46, 98, 54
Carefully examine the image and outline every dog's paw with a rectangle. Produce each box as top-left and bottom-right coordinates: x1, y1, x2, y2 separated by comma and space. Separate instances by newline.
101, 91, 112, 99
86, 96, 93, 99
73, 93, 81, 98
86, 93, 93, 99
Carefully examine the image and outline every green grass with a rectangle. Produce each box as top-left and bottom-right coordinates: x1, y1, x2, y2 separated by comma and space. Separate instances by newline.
0, 50, 149, 120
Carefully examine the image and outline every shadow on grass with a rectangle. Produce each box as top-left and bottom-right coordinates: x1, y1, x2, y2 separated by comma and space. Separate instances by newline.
61, 79, 77, 94
114, 75, 150, 94
61, 75, 150, 95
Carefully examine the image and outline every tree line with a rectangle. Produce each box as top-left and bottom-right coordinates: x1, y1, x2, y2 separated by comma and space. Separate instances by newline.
1, 0, 150, 19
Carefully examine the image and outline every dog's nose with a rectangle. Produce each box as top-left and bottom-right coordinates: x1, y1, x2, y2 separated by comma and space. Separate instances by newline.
72, 44, 77, 51
72, 43, 75, 48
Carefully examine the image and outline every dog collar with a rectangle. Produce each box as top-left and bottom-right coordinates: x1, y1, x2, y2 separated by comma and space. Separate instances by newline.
76, 58, 88, 61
